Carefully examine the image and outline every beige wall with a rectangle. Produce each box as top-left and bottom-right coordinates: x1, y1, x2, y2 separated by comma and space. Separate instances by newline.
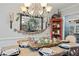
0, 3, 50, 40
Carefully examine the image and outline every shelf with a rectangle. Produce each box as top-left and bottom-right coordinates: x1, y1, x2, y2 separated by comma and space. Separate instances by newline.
50, 17, 62, 40
52, 27, 60, 29
53, 20, 61, 22
50, 19, 61, 22
52, 25, 60, 27
53, 34, 60, 36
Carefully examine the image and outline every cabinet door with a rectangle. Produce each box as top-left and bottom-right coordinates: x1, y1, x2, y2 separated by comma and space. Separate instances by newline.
76, 24, 79, 34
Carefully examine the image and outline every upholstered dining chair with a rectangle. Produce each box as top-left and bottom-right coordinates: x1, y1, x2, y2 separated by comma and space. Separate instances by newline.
68, 46, 79, 56
0, 48, 2, 56
66, 35, 76, 43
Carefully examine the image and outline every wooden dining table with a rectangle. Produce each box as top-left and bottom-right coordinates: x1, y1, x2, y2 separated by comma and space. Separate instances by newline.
67, 43, 79, 48
1, 43, 79, 56
19, 46, 66, 56
49, 46, 66, 56
17, 39, 79, 56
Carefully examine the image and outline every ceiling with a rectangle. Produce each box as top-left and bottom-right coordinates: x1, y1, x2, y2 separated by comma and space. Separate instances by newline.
49, 3, 74, 10
48, 3, 79, 15
0, 3, 79, 16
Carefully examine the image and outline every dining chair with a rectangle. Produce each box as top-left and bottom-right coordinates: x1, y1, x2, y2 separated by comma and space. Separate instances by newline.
66, 35, 76, 43
68, 46, 79, 56
0, 48, 2, 56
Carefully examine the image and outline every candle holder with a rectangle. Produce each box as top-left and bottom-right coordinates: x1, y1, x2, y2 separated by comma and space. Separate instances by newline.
9, 12, 14, 29
10, 20, 13, 29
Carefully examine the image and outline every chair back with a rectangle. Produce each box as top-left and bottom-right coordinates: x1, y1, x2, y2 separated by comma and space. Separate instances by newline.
66, 35, 76, 43
68, 46, 79, 56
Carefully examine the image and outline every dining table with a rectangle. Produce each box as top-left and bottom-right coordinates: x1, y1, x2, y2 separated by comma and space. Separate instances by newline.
17, 39, 79, 56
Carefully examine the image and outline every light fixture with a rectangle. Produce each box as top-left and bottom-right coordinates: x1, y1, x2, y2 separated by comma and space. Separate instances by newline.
29, 10, 34, 15
39, 10, 43, 15
20, 3, 52, 16
46, 6, 52, 13
41, 3, 47, 9
20, 6, 27, 13
24, 3, 31, 8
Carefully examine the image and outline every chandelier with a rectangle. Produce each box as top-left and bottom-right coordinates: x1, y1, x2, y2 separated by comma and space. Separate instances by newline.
20, 3, 52, 16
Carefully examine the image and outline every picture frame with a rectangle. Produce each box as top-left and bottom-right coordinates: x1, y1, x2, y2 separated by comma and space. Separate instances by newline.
19, 13, 44, 33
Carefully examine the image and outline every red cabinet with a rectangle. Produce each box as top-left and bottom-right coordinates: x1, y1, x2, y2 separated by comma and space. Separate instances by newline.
50, 17, 63, 40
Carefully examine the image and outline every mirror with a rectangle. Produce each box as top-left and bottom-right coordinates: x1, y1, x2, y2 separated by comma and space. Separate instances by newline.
15, 13, 49, 34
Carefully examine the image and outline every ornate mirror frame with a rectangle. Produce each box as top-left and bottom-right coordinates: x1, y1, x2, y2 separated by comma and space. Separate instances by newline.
15, 13, 48, 34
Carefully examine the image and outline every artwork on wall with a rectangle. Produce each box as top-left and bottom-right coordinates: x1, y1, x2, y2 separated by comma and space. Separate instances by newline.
21, 15, 42, 32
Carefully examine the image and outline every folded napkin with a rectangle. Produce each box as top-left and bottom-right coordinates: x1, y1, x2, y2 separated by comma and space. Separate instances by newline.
39, 48, 53, 56
2, 48, 19, 55
58, 43, 70, 49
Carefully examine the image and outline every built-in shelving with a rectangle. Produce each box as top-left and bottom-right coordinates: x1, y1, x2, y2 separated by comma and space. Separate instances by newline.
50, 17, 63, 40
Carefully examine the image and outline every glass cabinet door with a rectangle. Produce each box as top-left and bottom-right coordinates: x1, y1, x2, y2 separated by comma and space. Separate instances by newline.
69, 21, 75, 35
76, 24, 79, 34
69, 25, 74, 35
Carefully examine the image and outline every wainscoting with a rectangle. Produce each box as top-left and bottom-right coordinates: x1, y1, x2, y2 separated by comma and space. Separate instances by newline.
0, 38, 20, 48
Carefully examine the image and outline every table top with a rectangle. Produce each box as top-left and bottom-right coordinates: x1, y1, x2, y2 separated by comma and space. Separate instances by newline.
2, 42, 79, 56
18, 41, 79, 56
51, 46, 66, 56
19, 48, 40, 56
19, 46, 66, 56
67, 43, 79, 48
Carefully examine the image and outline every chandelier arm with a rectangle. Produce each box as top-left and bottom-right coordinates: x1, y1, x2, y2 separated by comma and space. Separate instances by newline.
41, 7, 45, 16
26, 7, 32, 17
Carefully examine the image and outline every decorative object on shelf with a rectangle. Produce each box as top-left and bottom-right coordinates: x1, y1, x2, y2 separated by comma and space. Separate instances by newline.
50, 9, 63, 40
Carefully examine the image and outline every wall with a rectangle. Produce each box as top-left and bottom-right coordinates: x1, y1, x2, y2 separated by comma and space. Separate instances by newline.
0, 3, 50, 39
61, 4, 79, 39
1, 3, 79, 47
0, 3, 24, 39
0, 3, 51, 47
